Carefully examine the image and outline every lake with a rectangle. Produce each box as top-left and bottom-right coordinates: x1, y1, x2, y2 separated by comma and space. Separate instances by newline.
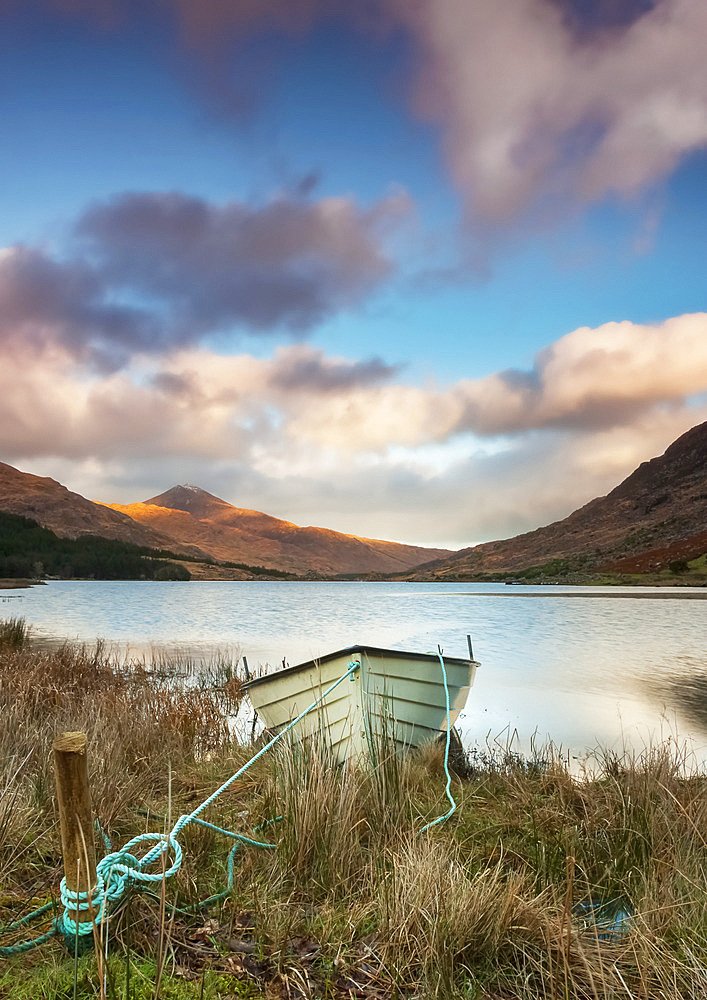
5, 580, 707, 764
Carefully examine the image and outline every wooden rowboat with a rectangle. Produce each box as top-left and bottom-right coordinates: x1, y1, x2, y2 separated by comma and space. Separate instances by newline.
242, 644, 479, 763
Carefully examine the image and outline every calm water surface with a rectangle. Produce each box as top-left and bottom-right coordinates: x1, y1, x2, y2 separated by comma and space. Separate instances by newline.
6, 580, 707, 761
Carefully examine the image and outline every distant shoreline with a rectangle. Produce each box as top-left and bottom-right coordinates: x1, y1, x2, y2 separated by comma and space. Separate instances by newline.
435, 589, 707, 599
1, 576, 705, 597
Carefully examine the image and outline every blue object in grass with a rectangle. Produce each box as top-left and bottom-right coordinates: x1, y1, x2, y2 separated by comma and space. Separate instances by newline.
574, 899, 633, 941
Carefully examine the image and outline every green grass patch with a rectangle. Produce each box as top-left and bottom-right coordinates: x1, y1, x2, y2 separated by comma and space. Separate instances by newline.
687, 553, 707, 576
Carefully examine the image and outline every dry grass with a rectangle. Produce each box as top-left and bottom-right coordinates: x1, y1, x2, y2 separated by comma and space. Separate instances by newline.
0, 619, 705, 999
0, 624, 245, 899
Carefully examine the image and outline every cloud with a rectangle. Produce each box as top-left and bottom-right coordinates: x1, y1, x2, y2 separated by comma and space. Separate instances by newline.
284, 313, 707, 450
0, 343, 399, 465
4, 311, 703, 470
76, 189, 410, 335
268, 345, 400, 393
460, 313, 707, 434
0, 245, 159, 371
1, 312, 705, 546
341, 406, 707, 546
165, 0, 322, 45
0, 189, 408, 368
392, 0, 707, 221
17, 0, 707, 225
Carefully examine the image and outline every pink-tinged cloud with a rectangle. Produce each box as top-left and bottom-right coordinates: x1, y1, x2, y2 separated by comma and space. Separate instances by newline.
458, 313, 707, 434
285, 313, 707, 449
2, 314, 704, 464
1, 320, 705, 546
268, 345, 400, 393
393, 0, 707, 220
166, 0, 321, 45
0, 246, 159, 371
0, 343, 402, 463
15, 1, 706, 223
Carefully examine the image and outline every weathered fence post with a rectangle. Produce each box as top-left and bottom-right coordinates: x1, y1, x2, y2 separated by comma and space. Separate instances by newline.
52, 731, 97, 939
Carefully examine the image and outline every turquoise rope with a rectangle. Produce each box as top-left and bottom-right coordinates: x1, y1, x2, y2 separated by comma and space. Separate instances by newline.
0, 817, 111, 954
54, 659, 361, 940
1, 662, 359, 954
2, 648, 460, 954
419, 651, 457, 833
0, 902, 57, 957
142, 818, 282, 915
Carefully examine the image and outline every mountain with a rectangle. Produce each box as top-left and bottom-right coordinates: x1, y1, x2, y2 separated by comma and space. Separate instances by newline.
0, 461, 203, 556
409, 421, 707, 581
105, 484, 452, 576
8, 420, 703, 582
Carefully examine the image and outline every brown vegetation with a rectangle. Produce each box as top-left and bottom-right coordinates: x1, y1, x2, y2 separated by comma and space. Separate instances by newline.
0, 619, 705, 998
0, 461, 203, 557
0, 464, 451, 577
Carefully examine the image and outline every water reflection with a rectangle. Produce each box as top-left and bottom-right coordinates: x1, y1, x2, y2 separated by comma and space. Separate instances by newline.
8, 579, 707, 762
647, 657, 707, 730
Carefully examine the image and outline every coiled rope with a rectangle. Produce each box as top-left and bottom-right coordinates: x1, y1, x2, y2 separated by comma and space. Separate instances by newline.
1, 659, 361, 955
1, 649, 459, 955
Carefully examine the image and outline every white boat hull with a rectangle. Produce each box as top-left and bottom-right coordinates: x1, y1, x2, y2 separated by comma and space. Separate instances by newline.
243, 645, 479, 763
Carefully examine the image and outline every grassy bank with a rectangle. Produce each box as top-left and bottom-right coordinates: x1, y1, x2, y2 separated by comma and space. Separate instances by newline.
0, 619, 705, 999
406, 552, 707, 587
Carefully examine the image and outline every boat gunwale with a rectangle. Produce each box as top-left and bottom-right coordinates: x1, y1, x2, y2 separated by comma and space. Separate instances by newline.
242, 644, 479, 691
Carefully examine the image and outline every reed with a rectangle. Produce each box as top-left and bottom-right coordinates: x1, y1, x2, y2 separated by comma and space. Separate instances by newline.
0, 618, 704, 999
0, 615, 29, 650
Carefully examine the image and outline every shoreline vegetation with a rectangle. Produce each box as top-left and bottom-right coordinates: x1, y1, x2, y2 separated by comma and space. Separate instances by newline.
2, 509, 706, 588
1, 618, 705, 998
0, 507, 705, 588
446, 589, 707, 599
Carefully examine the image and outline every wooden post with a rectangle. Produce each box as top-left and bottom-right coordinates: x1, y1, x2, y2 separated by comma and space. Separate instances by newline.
53, 731, 97, 932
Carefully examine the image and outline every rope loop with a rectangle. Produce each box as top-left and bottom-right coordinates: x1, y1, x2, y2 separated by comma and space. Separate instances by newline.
2, 651, 457, 956
54, 659, 361, 940
58, 874, 107, 936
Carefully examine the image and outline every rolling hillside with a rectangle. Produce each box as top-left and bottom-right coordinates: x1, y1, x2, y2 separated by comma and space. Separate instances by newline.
0, 461, 202, 556
5, 420, 704, 582
105, 485, 452, 576
409, 420, 707, 581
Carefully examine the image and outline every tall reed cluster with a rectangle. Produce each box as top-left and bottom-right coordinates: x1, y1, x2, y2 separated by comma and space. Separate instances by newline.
243, 737, 707, 999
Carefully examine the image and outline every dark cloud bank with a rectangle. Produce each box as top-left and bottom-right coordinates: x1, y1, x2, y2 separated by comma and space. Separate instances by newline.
1, 189, 408, 367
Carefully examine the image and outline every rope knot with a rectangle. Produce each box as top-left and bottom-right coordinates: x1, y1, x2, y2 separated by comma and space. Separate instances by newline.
59, 832, 185, 938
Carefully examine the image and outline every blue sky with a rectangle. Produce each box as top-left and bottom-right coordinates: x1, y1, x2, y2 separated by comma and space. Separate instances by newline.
1, 0, 706, 547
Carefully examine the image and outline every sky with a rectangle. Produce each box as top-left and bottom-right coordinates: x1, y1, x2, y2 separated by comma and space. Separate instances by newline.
1, 0, 706, 549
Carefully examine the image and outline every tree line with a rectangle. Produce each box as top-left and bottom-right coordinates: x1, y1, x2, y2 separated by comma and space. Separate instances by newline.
0, 511, 190, 580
